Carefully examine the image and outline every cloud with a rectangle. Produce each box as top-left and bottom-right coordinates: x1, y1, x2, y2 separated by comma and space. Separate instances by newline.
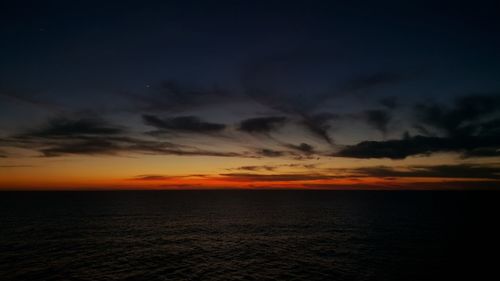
36, 136, 249, 158
240, 51, 328, 114
130, 174, 207, 181
131, 175, 175, 181
241, 56, 338, 143
230, 163, 318, 172
126, 80, 236, 112
335, 134, 500, 159
338, 72, 405, 94
414, 94, 500, 137
379, 96, 398, 109
300, 113, 338, 144
1, 116, 248, 158
231, 165, 277, 172
284, 142, 315, 155
302, 180, 500, 190
142, 114, 226, 133
238, 116, 287, 134
335, 94, 500, 159
219, 173, 335, 182
351, 164, 500, 179
240, 55, 405, 144
40, 138, 122, 157
363, 109, 391, 135
22, 117, 124, 138
257, 148, 285, 157
0, 87, 62, 112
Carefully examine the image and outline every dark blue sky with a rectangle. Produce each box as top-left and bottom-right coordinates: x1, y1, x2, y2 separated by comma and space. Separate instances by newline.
2, 0, 499, 101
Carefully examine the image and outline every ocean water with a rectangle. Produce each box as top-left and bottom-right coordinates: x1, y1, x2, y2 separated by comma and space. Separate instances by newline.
0, 191, 498, 281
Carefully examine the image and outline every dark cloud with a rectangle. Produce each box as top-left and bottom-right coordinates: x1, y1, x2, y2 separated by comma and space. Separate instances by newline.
0, 87, 61, 112
1, 117, 128, 156
127, 80, 236, 112
240, 51, 330, 114
35, 136, 248, 158
22, 117, 124, 138
335, 94, 500, 159
40, 138, 121, 157
1, 116, 248, 158
257, 148, 285, 157
238, 116, 287, 134
302, 180, 500, 190
130, 174, 208, 181
241, 56, 403, 144
115, 138, 248, 158
415, 94, 500, 137
241, 56, 338, 143
219, 173, 335, 182
379, 96, 398, 109
142, 114, 226, 133
363, 109, 391, 135
131, 175, 175, 181
335, 135, 500, 159
4, 115, 320, 159
231, 163, 318, 172
339, 72, 405, 94
232, 165, 277, 172
301, 113, 338, 144
352, 164, 500, 179
284, 142, 315, 155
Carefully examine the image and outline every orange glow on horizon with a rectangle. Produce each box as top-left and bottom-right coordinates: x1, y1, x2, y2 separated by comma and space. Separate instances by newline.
1, 173, 498, 191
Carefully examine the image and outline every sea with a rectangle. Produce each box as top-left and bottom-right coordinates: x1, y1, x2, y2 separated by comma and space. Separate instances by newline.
0, 191, 498, 280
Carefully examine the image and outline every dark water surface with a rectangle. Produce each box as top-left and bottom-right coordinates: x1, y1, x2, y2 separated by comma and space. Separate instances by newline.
0, 191, 498, 280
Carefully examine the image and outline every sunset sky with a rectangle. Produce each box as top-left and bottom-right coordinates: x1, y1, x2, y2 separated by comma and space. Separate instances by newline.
1, 0, 499, 190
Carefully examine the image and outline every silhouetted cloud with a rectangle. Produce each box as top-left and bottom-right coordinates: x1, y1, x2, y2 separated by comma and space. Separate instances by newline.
126, 80, 236, 112
230, 163, 318, 172
132, 175, 175, 181
379, 96, 398, 109
238, 116, 287, 134
352, 164, 500, 179
40, 138, 122, 157
284, 142, 315, 155
219, 173, 335, 182
21, 117, 124, 138
241, 56, 405, 144
232, 165, 277, 172
334, 94, 500, 159
257, 148, 285, 157
302, 180, 500, 190
335, 135, 500, 159
363, 109, 391, 135
131, 174, 207, 181
142, 114, 226, 133
415, 94, 500, 137
301, 113, 338, 144
339, 72, 405, 94
36, 136, 249, 158
1, 116, 248, 158
0, 87, 61, 112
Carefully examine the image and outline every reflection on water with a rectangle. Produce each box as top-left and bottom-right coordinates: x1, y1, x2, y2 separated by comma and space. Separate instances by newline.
0, 191, 498, 280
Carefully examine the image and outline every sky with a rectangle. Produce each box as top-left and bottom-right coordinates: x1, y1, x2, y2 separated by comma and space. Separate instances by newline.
1, 0, 500, 190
